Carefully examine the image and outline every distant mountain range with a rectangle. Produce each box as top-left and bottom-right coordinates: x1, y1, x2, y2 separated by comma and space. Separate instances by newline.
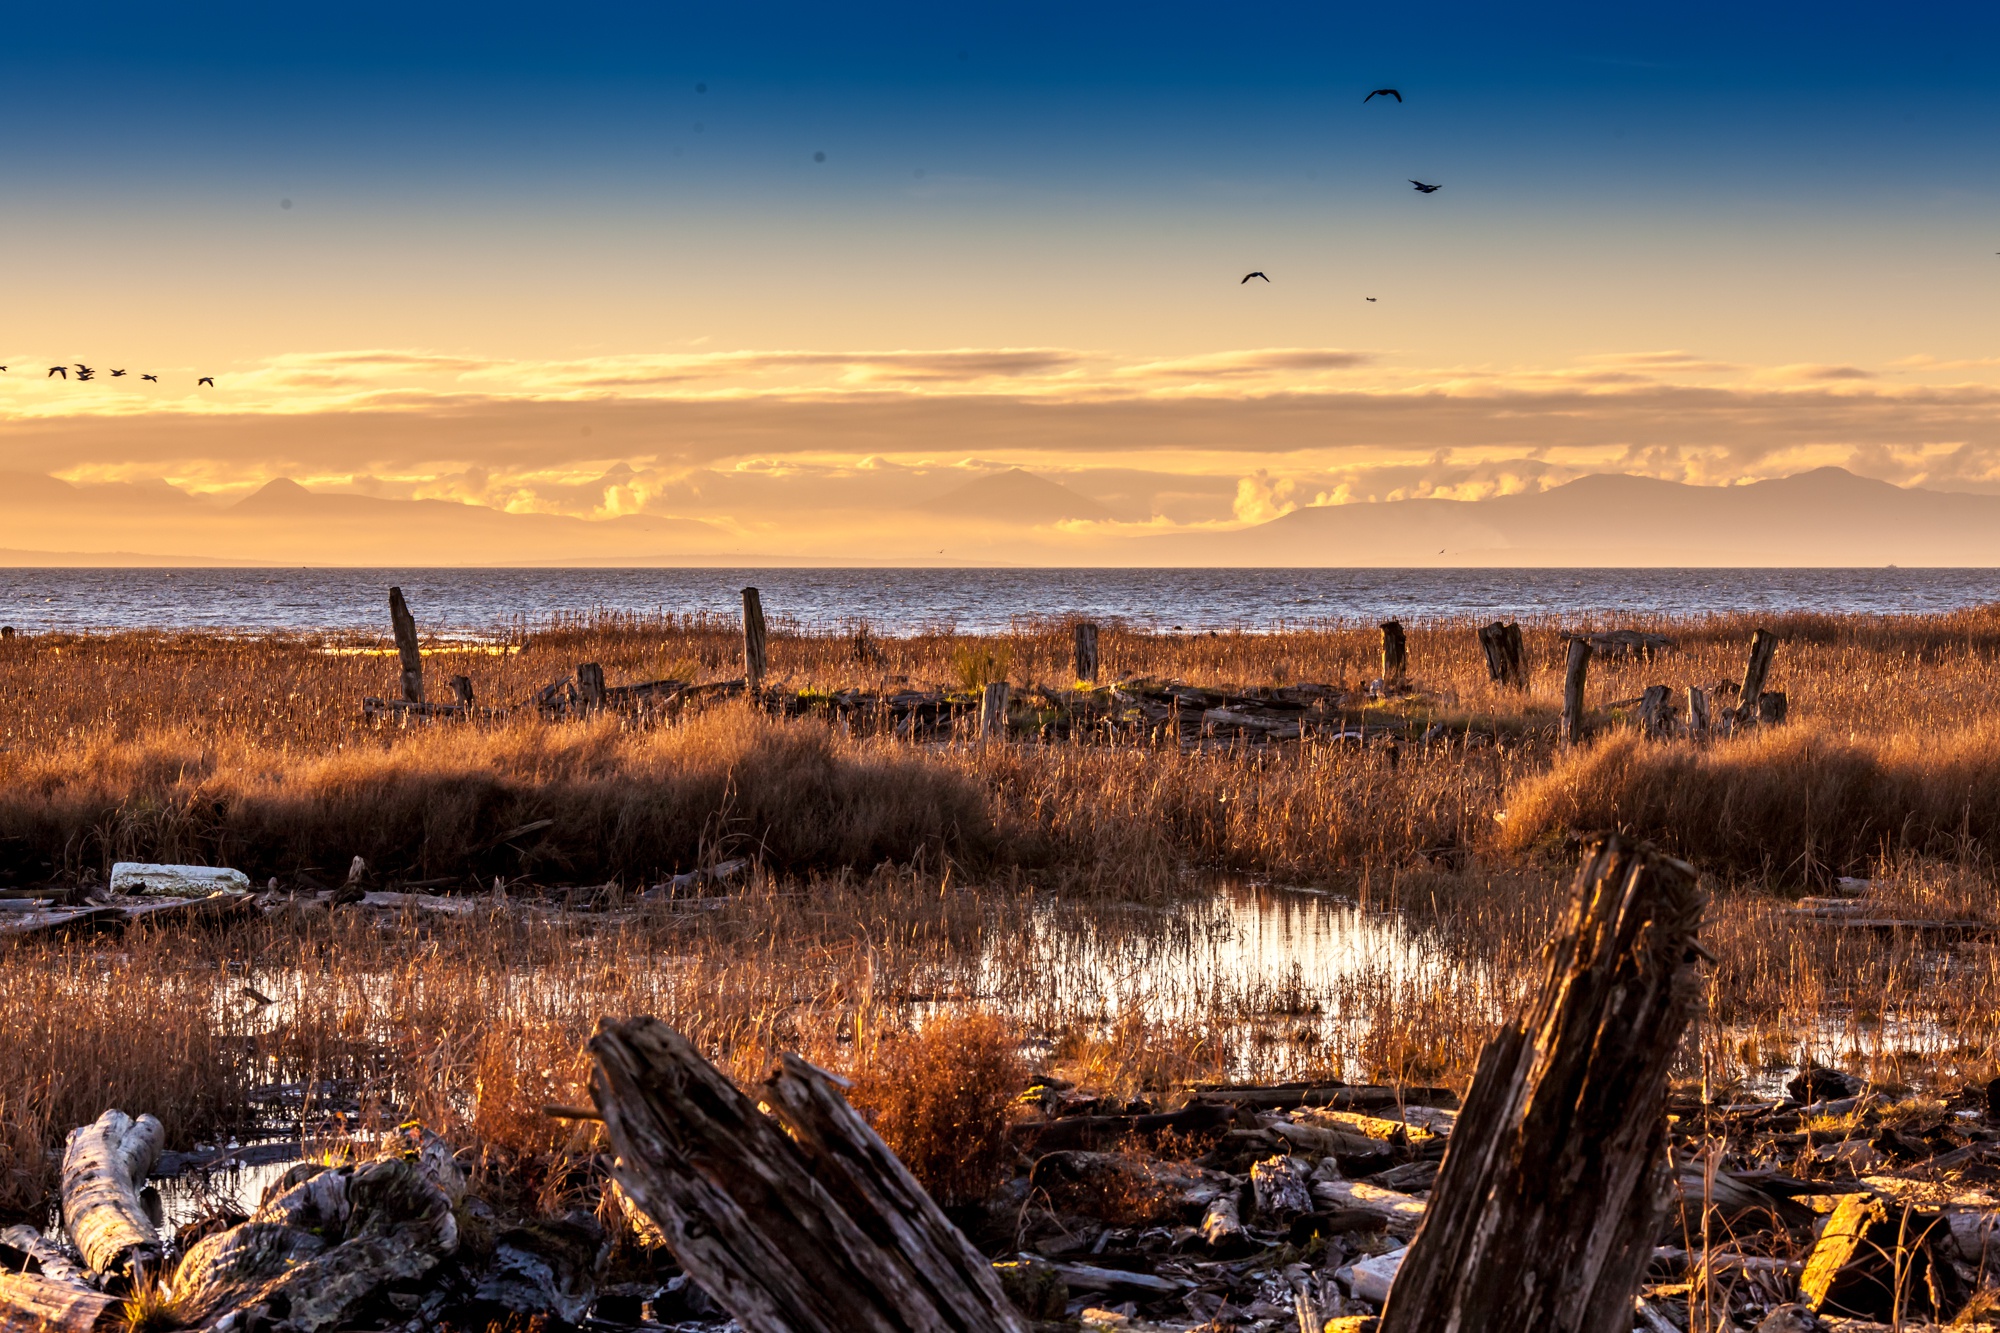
0, 465, 1996, 565
1139, 467, 2000, 566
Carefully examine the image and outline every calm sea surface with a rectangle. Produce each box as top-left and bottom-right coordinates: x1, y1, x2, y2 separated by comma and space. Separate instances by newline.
0, 567, 1994, 636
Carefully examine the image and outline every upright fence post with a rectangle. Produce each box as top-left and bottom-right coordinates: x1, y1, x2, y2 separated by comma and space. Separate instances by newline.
1378, 837, 1707, 1333
1686, 685, 1710, 737
1561, 637, 1592, 745
577, 662, 606, 711
741, 587, 768, 694
1479, 622, 1527, 688
1072, 622, 1099, 684
388, 586, 424, 704
1380, 620, 1408, 683
1737, 628, 1777, 727
979, 681, 1010, 744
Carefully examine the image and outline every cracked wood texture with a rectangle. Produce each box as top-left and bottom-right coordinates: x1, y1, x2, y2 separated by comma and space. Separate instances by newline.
1379, 837, 1707, 1333
589, 1017, 1028, 1333
60, 1109, 164, 1282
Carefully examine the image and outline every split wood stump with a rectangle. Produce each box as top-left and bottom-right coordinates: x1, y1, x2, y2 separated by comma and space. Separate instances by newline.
1736, 628, 1778, 726
588, 1017, 1029, 1333
388, 586, 424, 704
979, 680, 1011, 743
1639, 684, 1675, 739
1477, 622, 1526, 689
577, 662, 607, 710
1378, 837, 1707, 1333
1380, 620, 1408, 682
742, 587, 769, 693
1073, 622, 1099, 684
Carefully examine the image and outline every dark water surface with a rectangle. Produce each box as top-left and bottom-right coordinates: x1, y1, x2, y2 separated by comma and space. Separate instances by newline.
0, 567, 1994, 636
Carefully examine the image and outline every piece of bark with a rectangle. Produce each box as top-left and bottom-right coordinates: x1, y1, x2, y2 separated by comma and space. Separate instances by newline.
172, 1156, 460, 1333
60, 1109, 165, 1282
1377, 836, 1707, 1333
1251, 1156, 1313, 1220
588, 1017, 1028, 1333
0, 1273, 117, 1333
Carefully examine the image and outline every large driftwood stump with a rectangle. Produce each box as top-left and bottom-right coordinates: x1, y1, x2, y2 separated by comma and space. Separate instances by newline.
1380, 620, 1407, 682
1072, 622, 1099, 684
1477, 622, 1526, 688
60, 1109, 164, 1282
588, 1017, 1028, 1333
1378, 837, 1707, 1333
388, 586, 424, 704
1736, 627, 1778, 726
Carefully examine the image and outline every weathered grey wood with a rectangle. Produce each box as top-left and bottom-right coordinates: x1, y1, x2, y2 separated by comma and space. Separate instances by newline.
60, 1109, 164, 1281
450, 675, 474, 707
577, 662, 607, 710
1073, 622, 1100, 683
1638, 685, 1675, 739
1561, 637, 1592, 745
742, 587, 768, 692
1758, 690, 1787, 725
1477, 623, 1526, 688
1380, 620, 1408, 682
1686, 685, 1710, 736
388, 586, 424, 704
0, 1273, 117, 1333
1377, 837, 1706, 1333
1737, 628, 1778, 725
979, 680, 1010, 742
587, 1016, 1030, 1333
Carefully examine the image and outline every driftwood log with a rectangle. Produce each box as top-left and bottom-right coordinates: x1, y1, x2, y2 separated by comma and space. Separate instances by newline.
0, 1274, 117, 1333
388, 585, 424, 704
588, 1016, 1029, 1333
60, 1109, 164, 1282
1378, 837, 1707, 1333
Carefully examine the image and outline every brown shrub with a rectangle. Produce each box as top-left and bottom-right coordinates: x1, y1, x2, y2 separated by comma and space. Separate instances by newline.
850, 1012, 1026, 1207
1498, 724, 2000, 878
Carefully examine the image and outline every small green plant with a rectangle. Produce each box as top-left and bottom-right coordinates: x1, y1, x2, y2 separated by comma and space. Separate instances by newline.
950, 641, 1013, 693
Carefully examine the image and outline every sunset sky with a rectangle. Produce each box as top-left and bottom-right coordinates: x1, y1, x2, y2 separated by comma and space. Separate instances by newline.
4, 0, 2000, 558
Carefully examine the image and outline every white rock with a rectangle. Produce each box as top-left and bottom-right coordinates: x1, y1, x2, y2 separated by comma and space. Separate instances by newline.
109, 863, 251, 897
1341, 1246, 1406, 1305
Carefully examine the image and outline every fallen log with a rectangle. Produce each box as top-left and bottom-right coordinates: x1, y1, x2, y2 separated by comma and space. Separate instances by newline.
60, 1109, 164, 1283
1013, 1100, 1234, 1152
0, 1274, 117, 1333
1378, 836, 1707, 1333
588, 1016, 1028, 1333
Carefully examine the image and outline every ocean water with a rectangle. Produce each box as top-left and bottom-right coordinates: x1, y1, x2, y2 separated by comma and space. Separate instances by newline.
0, 566, 1994, 636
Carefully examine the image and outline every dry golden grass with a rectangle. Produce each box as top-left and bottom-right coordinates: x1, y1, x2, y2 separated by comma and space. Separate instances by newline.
850, 1012, 1026, 1208
0, 608, 1998, 1225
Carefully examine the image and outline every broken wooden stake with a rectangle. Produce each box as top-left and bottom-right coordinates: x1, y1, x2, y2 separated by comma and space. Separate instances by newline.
577, 662, 607, 711
1737, 628, 1778, 727
1477, 622, 1526, 689
388, 586, 424, 704
980, 680, 1010, 743
1380, 620, 1408, 682
60, 1109, 165, 1283
1378, 837, 1706, 1333
1561, 637, 1592, 746
1638, 684, 1675, 739
742, 587, 768, 694
450, 674, 475, 707
587, 1017, 1029, 1333
1686, 685, 1710, 737
1073, 622, 1099, 684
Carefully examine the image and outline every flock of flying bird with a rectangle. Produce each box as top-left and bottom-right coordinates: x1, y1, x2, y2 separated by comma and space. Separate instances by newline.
1243, 87, 1433, 294
11, 364, 213, 387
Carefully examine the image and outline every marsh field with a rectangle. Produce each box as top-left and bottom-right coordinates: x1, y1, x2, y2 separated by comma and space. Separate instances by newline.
4, 608, 2000, 1287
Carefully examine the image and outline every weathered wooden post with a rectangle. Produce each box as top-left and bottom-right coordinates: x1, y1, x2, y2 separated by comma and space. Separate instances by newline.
1378, 837, 1707, 1333
1561, 637, 1592, 745
979, 680, 1010, 743
1686, 685, 1710, 736
741, 587, 768, 694
388, 586, 424, 703
1638, 685, 1674, 739
1380, 620, 1408, 683
577, 662, 606, 711
1072, 622, 1099, 684
449, 675, 475, 708
1736, 628, 1777, 726
1478, 622, 1527, 688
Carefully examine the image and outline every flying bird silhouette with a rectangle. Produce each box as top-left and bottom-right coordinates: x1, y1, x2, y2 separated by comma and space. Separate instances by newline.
1366, 297, 1377, 302
1410, 180, 1441, 193
1241, 271, 1269, 283
1365, 89, 1402, 102
197, 376, 214, 387
140, 374, 158, 382
47, 366, 66, 379
110, 369, 126, 377
74, 364, 95, 381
